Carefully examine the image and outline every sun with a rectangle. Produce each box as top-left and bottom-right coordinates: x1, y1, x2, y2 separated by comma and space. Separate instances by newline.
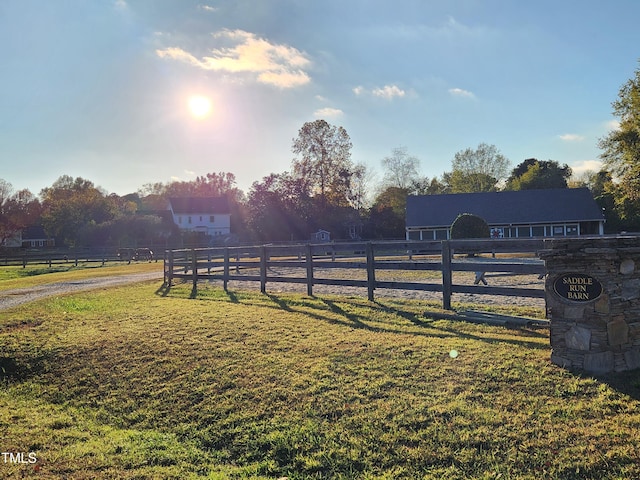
188, 95, 212, 119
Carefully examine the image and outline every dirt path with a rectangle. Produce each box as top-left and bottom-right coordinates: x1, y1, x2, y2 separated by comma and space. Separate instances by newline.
0, 271, 164, 312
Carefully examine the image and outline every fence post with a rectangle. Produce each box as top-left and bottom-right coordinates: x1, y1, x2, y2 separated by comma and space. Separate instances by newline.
223, 248, 230, 292
260, 245, 267, 293
22, 252, 27, 268
366, 242, 375, 301
191, 249, 198, 292
167, 250, 174, 285
441, 240, 452, 310
306, 243, 313, 296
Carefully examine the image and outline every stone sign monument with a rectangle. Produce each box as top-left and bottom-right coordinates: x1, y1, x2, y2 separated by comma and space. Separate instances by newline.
540, 236, 640, 374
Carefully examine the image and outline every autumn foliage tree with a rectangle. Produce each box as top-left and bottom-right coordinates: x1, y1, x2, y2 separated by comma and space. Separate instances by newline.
291, 119, 354, 208
40, 175, 118, 246
0, 179, 41, 246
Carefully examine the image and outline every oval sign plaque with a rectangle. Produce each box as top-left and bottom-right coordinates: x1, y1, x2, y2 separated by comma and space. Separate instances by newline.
553, 273, 603, 303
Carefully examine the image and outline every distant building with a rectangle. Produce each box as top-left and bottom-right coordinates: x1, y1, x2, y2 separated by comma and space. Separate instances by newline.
311, 229, 331, 242
167, 197, 231, 237
21, 225, 55, 248
406, 188, 605, 240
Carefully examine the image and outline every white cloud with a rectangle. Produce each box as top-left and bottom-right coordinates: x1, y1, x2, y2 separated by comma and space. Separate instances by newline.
114, 0, 128, 9
198, 4, 217, 12
449, 87, 475, 98
156, 29, 311, 88
354, 84, 406, 99
372, 85, 406, 99
604, 119, 620, 131
570, 159, 603, 175
558, 133, 585, 142
313, 107, 343, 118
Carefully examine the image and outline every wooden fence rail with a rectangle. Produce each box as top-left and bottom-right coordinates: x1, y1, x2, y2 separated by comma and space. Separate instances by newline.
164, 238, 547, 309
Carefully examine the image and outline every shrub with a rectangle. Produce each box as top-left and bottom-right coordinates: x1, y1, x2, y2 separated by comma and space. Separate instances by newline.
450, 213, 490, 239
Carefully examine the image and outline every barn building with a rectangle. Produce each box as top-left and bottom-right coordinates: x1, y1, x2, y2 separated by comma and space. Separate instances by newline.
406, 188, 605, 241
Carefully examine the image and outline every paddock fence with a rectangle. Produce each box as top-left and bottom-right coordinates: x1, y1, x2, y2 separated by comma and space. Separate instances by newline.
164, 239, 547, 309
0, 247, 161, 268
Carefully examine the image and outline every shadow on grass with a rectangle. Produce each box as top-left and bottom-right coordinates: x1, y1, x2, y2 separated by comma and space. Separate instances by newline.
594, 370, 640, 401
155, 283, 172, 297
161, 284, 550, 349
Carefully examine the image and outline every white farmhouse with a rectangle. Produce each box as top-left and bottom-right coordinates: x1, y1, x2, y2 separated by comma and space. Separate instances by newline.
167, 197, 231, 237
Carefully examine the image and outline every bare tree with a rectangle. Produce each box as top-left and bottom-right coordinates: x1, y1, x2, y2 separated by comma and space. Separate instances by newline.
381, 147, 420, 189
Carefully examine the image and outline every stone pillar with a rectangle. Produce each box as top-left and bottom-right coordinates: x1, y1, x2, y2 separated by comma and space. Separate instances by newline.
540, 236, 640, 374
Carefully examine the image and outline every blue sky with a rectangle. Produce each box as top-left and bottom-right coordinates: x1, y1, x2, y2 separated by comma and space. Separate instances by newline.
1, 0, 638, 197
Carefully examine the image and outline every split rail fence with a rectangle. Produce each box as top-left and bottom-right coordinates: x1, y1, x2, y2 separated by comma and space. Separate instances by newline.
164, 238, 547, 309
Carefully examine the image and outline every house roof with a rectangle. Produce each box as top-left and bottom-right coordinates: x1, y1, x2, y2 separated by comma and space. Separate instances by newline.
22, 225, 49, 240
168, 197, 230, 215
406, 188, 604, 228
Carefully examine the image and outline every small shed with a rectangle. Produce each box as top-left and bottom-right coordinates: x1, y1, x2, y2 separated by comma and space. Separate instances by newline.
310, 229, 331, 242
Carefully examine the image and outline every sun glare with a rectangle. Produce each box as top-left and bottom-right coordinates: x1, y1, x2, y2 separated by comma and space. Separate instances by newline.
188, 95, 212, 119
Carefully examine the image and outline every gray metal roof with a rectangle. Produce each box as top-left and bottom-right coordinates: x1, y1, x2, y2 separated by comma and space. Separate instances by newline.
406, 188, 604, 228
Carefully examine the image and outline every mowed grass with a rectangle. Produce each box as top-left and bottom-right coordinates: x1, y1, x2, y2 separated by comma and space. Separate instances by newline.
1, 280, 640, 479
0, 262, 162, 290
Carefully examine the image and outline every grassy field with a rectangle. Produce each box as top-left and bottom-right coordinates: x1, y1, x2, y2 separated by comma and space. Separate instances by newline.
0, 262, 162, 290
1, 278, 640, 479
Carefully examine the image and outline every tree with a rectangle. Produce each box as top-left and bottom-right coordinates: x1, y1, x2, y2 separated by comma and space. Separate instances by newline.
505, 159, 572, 190
410, 176, 448, 195
246, 173, 312, 241
347, 162, 374, 212
450, 213, 490, 239
0, 180, 42, 246
366, 186, 410, 239
40, 175, 118, 246
444, 143, 510, 192
291, 119, 353, 208
381, 147, 420, 189
599, 63, 640, 228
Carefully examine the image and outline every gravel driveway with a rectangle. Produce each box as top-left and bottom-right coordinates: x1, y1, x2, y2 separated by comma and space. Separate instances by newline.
0, 271, 164, 312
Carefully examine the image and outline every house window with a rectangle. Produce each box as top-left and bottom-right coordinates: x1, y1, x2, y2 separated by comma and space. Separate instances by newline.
435, 229, 448, 240
532, 226, 544, 237
199, 216, 203, 222
553, 225, 565, 236
408, 231, 420, 240
188, 216, 192, 224
210, 216, 215, 223
517, 226, 531, 238
566, 225, 579, 236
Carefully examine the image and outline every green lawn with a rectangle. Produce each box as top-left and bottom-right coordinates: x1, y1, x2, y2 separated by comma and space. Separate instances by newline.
1, 280, 640, 479
0, 262, 162, 290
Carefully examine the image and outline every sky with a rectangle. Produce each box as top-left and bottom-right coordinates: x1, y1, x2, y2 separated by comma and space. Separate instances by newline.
1, 0, 639, 197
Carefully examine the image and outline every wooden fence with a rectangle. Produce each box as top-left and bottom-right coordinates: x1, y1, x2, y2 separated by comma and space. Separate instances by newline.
0, 248, 158, 268
164, 238, 547, 309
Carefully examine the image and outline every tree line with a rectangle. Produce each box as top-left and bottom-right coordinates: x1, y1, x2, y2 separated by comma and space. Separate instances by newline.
2, 63, 639, 248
